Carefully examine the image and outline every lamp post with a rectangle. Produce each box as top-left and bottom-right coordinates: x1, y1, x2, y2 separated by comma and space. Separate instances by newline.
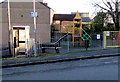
33, 0, 37, 56
8, 0, 14, 56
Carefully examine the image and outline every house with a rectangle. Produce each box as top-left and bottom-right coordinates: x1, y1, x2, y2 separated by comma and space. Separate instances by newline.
52, 13, 91, 33
0, 1, 54, 56
51, 12, 91, 42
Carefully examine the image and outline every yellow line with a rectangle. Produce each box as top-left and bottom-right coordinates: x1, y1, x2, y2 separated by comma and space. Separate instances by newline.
105, 31, 120, 32
106, 46, 120, 47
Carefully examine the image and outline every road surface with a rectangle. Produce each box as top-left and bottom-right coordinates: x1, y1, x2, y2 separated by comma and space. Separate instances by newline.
2, 56, 119, 80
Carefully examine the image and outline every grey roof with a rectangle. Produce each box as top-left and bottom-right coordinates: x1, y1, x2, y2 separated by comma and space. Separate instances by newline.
53, 14, 91, 22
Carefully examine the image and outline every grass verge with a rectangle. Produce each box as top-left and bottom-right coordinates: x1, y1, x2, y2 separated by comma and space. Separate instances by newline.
1, 49, 98, 60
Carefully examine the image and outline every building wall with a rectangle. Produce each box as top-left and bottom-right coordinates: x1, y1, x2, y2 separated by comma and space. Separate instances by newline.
50, 9, 54, 24
0, 23, 9, 48
0, 3, 9, 49
1, 2, 53, 49
0, 5, 2, 49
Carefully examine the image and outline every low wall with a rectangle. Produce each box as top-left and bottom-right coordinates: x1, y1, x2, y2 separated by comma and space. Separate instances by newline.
0, 49, 10, 57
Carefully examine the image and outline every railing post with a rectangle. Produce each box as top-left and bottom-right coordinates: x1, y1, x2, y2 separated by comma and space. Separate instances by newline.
103, 31, 107, 48
67, 34, 70, 52
26, 39, 29, 56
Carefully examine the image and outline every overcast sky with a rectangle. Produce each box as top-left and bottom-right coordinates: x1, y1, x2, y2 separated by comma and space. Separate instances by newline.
43, 0, 102, 18
0, 0, 105, 18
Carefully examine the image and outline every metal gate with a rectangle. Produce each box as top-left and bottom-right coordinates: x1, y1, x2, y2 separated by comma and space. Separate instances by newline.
103, 31, 120, 48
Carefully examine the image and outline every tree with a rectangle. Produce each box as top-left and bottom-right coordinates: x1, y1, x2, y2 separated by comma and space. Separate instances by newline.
94, 0, 120, 31
92, 12, 107, 33
91, 12, 115, 33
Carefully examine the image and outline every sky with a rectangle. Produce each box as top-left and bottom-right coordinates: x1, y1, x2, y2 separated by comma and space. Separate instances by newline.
0, 0, 105, 18
43, 0, 102, 18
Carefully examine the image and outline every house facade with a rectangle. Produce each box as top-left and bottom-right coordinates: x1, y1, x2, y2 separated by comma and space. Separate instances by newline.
53, 13, 91, 33
0, 1, 54, 56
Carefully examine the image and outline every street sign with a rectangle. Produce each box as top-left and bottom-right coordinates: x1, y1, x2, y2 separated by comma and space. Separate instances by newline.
106, 32, 110, 36
31, 12, 38, 17
97, 34, 100, 39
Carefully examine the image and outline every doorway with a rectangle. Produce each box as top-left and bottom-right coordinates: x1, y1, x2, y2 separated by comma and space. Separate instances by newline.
13, 26, 30, 55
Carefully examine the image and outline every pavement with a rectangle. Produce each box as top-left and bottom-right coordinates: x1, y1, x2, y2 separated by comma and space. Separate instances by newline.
2, 47, 120, 68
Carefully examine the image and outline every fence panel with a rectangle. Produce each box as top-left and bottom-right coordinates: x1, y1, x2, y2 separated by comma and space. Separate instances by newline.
103, 31, 120, 48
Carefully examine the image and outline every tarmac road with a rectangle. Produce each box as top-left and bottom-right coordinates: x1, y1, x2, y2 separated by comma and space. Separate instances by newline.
2, 56, 119, 80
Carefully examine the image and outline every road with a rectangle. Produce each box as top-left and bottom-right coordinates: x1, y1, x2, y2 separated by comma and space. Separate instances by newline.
2, 56, 119, 80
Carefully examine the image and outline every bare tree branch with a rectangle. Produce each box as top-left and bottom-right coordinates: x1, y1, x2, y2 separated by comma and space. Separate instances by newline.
107, 2, 114, 11
102, 0, 110, 9
95, 3, 110, 12
93, 0, 120, 30
111, 0, 115, 4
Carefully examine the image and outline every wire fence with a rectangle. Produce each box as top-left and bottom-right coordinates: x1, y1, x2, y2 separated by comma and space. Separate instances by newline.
6, 31, 120, 56
36, 32, 103, 54
14, 31, 120, 55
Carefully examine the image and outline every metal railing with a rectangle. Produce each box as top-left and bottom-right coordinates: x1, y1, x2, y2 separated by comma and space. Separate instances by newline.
82, 29, 92, 46
26, 38, 34, 55
103, 31, 120, 48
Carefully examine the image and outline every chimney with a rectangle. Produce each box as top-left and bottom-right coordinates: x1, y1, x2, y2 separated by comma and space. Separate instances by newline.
44, 3, 48, 6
